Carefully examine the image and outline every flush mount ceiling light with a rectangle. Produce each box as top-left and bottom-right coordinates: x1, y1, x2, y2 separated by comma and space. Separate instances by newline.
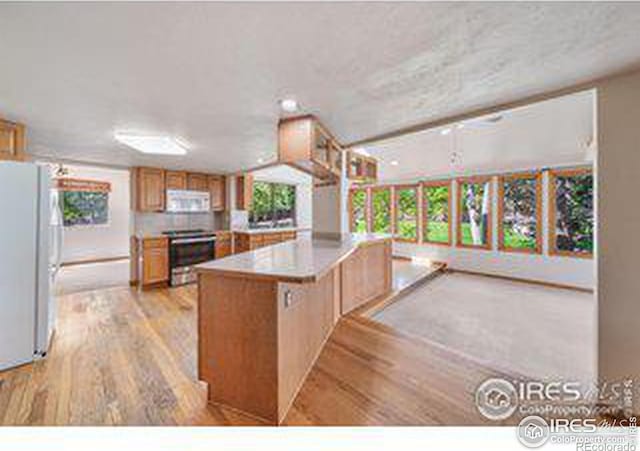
115, 133, 188, 156
279, 98, 298, 113
352, 147, 371, 157
390, 160, 399, 166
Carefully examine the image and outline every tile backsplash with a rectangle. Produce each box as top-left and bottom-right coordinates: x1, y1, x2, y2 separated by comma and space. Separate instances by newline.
134, 212, 223, 235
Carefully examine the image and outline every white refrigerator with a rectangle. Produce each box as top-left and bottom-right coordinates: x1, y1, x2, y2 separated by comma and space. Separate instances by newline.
0, 161, 62, 371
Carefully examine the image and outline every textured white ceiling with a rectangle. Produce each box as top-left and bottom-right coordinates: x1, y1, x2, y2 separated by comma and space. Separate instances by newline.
0, 3, 638, 173
367, 90, 595, 182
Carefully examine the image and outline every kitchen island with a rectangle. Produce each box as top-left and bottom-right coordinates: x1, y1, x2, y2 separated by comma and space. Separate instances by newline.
196, 234, 392, 423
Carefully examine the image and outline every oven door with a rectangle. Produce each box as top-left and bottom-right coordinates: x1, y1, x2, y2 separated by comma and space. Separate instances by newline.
169, 236, 215, 285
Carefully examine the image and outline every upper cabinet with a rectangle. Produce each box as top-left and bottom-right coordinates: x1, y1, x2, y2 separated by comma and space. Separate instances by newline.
134, 167, 166, 212
235, 173, 253, 210
209, 175, 226, 211
347, 151, 378, 183
278, 115, 343, 182
187, 173, 209, 192
133, 167, 227, 212
166, 171, 187, 190
0, 118, 26, 162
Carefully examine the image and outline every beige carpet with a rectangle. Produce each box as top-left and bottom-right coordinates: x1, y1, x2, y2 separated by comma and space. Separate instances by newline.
373, 272, 596, 385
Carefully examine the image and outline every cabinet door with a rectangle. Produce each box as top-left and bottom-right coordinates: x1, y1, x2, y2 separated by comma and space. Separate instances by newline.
187, 173, 209, 192
142, 247, 168, 285
235, 174, 253, 210
209, 175, 226, 211
215, 239, 232, 259
0, 119, 25, 161
166, 171, 187, 190
137, 168, 165, 212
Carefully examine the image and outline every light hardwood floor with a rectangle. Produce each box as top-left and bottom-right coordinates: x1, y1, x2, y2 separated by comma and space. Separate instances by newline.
0, 279, 509, 426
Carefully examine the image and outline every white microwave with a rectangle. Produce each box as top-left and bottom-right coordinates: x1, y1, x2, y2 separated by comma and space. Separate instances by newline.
166, 190, 211, 213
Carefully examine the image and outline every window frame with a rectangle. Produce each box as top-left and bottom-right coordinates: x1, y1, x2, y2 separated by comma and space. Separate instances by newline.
249, 181, 297, 227
348, 187, 370, 233
369, 185, 393, 235
393, 184, 419, 243
548, 167, 594, 259
497, 171, 543, 254
456, 176, 493, 250
421, 180, 452, 246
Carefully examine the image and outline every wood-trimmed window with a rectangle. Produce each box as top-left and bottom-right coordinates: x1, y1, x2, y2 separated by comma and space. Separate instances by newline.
497, 172, 542, 254
370, 186, 392, 234
548, 167, 594, 258
456, 177, 492, 249
393, 185, 418, 242
422, 180, 452, 245
348, 188, 369, 233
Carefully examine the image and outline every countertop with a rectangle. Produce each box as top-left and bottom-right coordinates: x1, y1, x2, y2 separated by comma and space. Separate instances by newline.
231, 227, 307, 235
196, 233, 391, 283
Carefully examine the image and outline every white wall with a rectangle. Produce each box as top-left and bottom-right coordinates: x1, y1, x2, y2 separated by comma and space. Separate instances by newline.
597, 70, 640, 394
59, 164, 130, 263
387, 168, 594, 290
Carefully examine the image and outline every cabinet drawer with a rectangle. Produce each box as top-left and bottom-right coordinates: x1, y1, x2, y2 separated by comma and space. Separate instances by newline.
142, 237, 168, 249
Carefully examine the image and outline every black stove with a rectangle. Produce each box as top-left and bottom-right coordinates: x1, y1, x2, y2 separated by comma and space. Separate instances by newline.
163, 230, 216, 286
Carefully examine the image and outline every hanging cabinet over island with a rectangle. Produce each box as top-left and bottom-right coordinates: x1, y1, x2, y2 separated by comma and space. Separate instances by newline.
196, 234, 392, 424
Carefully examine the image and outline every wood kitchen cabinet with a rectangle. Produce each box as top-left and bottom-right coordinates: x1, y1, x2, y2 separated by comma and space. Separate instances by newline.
347, 151, 378, 183
209, 175, 226, 211
187, 173, 209, 192
233, 230, 297, 254
215, 232, 233, 259
134, 167, 166, 212
278, 115, 343, 182
141, 237, 169, 287
235, 174, 253, 210
166, 170, 187, 190
0, 118, 26, 161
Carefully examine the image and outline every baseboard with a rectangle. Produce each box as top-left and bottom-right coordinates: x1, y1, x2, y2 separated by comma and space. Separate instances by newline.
447, 268, 594, 293
61, 255, 129, 267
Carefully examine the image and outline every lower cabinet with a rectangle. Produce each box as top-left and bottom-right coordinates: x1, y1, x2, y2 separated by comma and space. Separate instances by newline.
215, 233, 233, 259
340, 240, 392, 314
233, 230, 297, 254
141, 237, 169, 287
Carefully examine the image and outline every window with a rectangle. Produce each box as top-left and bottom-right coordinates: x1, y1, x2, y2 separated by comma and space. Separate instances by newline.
549, 168, 593, 257
56, 178, 111, 227
422, 181, 451, 245
394, 185, 418, 241
370, 187, 392, 234
498, 173, 542, 253
62, 191, 109, 227
349, 189, 368, 233
457, 177, 492, 249
249, 181, 296, 228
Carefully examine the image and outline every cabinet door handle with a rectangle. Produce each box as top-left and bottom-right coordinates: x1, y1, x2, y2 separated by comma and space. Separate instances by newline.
284, 290, 293, 308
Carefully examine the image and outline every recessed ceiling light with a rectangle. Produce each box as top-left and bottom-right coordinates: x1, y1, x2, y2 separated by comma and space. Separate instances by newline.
456, 123, 465, 129
280, 98, 298, 113
257, 157, 265, 164
441, 128, 452, 136
390, 160, 399, 166
115, 133, 188, 156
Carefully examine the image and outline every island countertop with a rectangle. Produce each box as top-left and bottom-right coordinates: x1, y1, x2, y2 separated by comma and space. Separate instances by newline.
196, 233, 391, 283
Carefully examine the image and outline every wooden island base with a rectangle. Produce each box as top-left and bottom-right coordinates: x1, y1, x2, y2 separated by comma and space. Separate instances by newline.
197, 236, 392, 424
